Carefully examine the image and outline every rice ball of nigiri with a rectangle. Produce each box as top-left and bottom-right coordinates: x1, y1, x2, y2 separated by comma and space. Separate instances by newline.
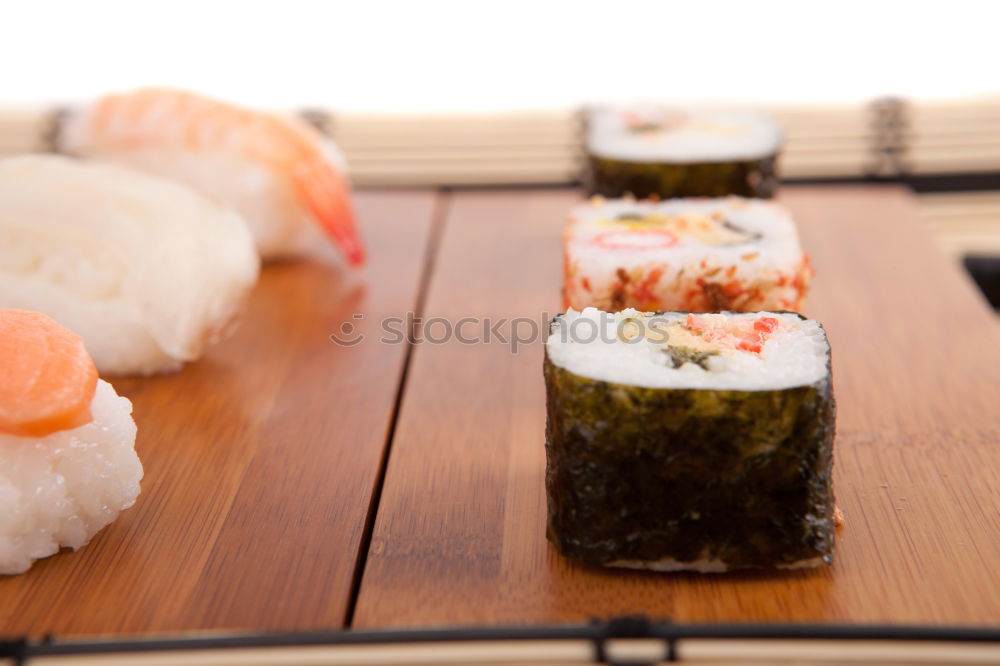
0, 154, 260, 375
0, 309, 142, 575
60, 88, 366, 265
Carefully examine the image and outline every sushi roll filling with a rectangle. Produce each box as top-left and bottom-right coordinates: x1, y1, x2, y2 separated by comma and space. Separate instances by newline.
600, 209, 759, 246
564, 198, 810, 313
549, 309, 828, 392
612, 311, 781, 372
593, 228, 678, 250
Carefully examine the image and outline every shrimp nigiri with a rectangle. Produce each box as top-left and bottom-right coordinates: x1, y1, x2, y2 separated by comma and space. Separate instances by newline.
0, 309, 141, 575
59, 88, 365, 265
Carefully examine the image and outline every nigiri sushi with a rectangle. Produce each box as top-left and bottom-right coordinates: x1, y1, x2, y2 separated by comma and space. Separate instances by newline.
0, 154, 259, 375
0, 309, 142, 575
59, 88, 366, 265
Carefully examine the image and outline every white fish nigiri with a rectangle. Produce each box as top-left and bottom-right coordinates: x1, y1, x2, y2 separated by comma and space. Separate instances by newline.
59, 88, 366, 265
0, 309, 141, 575
0, 154, 260, 376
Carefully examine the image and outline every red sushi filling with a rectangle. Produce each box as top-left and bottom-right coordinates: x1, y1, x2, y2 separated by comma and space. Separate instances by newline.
686, 314, 780, 354
593, 229, 678, 250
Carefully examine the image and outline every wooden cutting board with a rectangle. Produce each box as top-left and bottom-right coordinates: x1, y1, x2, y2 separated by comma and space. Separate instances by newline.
0, 190, 439, 637
352, 186, 1000, 627
1, 186, 997, 639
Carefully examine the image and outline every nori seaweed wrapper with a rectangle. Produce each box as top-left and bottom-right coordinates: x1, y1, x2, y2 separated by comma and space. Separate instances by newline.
586, 154, 779, 200
543, 326, 835, 571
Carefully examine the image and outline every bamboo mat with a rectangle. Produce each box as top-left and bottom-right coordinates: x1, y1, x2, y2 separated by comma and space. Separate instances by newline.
11, 625, 1000, 665
3, 95, 998, 260
2, 96, 1000, 184
15, 637, 1000, 665
916, 191, 1000, 258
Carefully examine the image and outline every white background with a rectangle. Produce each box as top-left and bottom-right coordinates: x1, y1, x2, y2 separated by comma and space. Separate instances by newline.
4, 0, 999, 110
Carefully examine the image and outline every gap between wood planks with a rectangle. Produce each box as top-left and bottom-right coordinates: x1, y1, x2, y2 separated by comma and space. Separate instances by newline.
343, 189, 453, 627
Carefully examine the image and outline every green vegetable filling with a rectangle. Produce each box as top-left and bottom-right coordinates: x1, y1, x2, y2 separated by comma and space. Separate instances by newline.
663, 345, 718, 370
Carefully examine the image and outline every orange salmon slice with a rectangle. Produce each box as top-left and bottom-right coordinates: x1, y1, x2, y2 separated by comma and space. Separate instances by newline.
0, 310, 98, 437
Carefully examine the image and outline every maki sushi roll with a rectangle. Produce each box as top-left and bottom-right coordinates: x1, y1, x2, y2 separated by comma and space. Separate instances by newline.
563, 197, 810, 312
0, 309, 142, 575
544, 308, 836, 572
586, 106, 781, 199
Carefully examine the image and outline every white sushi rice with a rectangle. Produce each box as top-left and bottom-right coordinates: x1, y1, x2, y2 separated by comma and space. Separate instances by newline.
0, 155, 260, 375
587, 106, 781, 163
0, 380, 142, 575
547, 308, 829, 391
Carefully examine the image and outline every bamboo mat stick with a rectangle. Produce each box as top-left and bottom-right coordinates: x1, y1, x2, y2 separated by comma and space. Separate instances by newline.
677, 639, 1000, 663
25, 638, 1000, 665
30, 640, 596, 666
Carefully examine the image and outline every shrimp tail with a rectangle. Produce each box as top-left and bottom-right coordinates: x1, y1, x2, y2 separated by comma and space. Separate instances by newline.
293, 160, 366, 267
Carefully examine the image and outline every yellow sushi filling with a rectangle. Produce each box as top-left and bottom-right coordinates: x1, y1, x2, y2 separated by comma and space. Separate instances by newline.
616, 316, 722, 370
661, 322, 721, 352
616, 315, 718, 348
599, 212, 754, 246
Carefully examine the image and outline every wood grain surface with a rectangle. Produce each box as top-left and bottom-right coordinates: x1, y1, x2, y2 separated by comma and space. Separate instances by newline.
352, 186, 1000, 627
0, 190, 439, 637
